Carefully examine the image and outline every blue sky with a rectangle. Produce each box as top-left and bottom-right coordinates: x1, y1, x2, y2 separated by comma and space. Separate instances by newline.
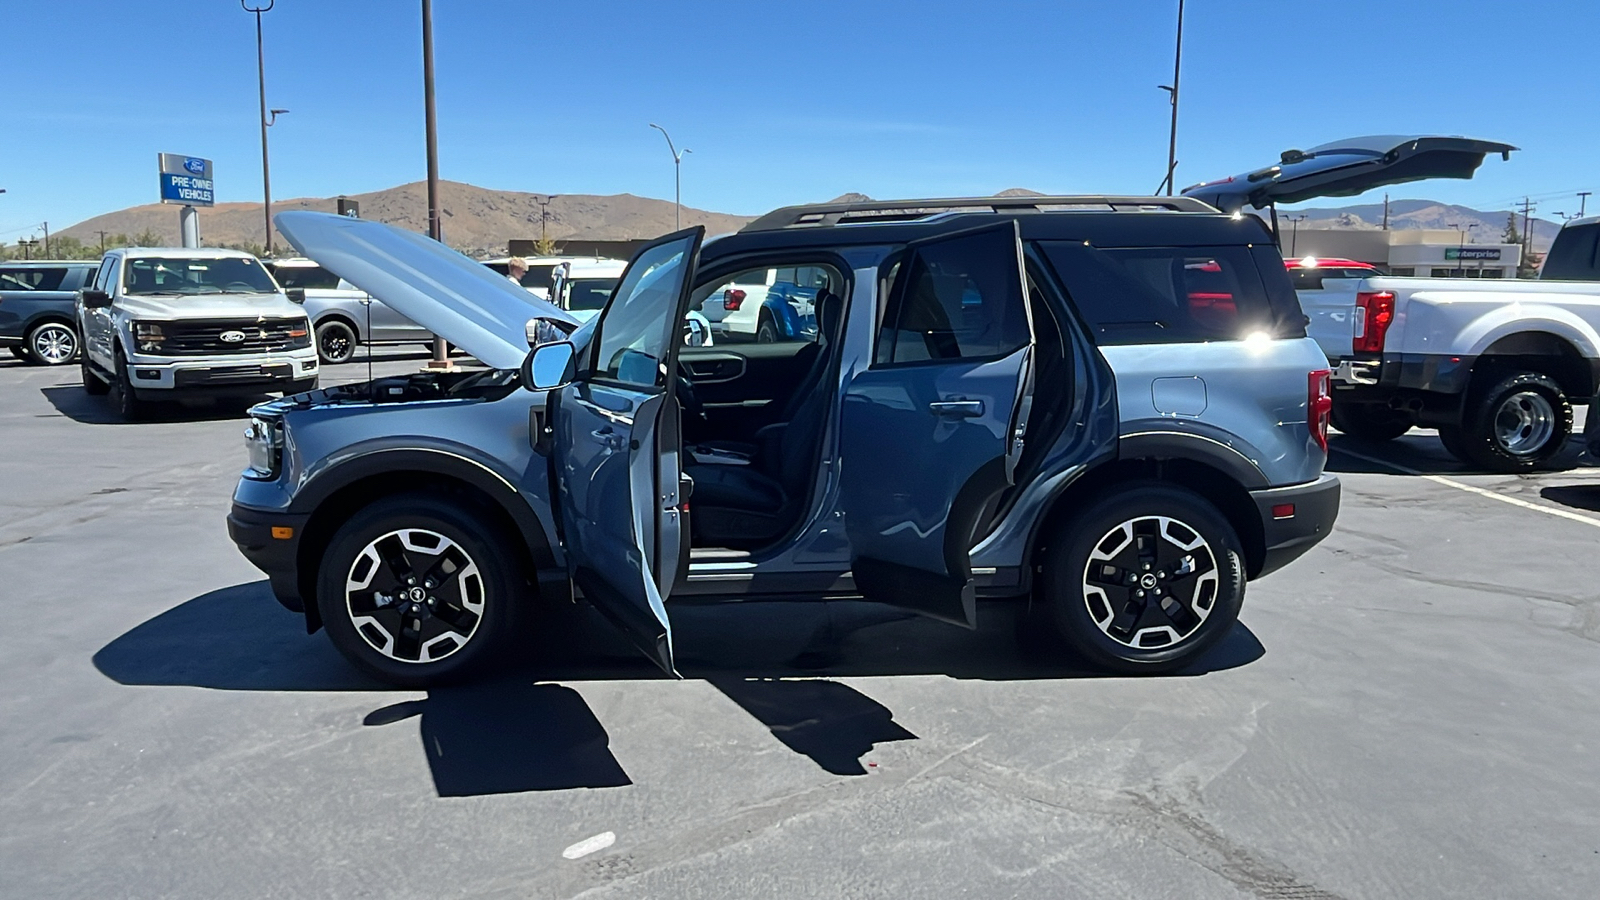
3, 0, 1598, 243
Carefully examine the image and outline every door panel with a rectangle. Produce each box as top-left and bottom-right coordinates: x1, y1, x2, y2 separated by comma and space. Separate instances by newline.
552, 227, 704, 675
839, 221, 1035, 628
680, 341, 819, 439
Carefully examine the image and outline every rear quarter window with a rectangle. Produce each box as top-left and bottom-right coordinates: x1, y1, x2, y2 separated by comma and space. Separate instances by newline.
1039, 242, 1305, 345
270, 264, 341, 290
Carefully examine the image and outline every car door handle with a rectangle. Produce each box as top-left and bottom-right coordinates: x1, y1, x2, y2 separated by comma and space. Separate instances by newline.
929, 399, 985, 419
591, 427, 627, 451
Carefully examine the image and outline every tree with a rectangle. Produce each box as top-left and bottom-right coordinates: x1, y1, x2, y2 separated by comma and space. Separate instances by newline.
532, 236, 559, 256
1503, 212, 1521, 246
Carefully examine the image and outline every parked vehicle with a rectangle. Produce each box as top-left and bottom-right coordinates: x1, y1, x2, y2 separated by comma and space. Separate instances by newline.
229, 198, 1339, 687
264, 258, 429, 364
551, 258, 714, 346
1284, 256, 1383, 289
698, 265, 827, 342
0, 261, 98, 365
78, 248, 318, 419
482, 256, 612, 301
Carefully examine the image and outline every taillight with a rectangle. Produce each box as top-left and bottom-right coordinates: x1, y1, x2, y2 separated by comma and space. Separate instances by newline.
1352, 290, 1395, 354
723, 289, 746, 311
1308, 369, 1332, 452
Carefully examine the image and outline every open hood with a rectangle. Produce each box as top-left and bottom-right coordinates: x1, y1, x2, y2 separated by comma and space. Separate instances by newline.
274, 211, 577, 369
1181, 135, 1517, 213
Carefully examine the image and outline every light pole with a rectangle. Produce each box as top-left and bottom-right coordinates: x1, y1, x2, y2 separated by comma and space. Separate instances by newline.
649, 123, 691, 230
1156, 0, 1184, 195
421, 0, 451, 370
1286, 214, 1307, 256
41, 221, 49, 258
1579, 192, 1592, 218
535, 194, 558, 242
243, 0, 277, 255
19, 237, 38, 261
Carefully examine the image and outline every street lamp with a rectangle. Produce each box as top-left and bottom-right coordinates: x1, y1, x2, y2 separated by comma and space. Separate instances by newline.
1286, 214, 1307, 257
243, 0, 278, 255
1579, 192, 1592, 218
535, 194, 558, 243
648, 123, 691, 230
1156, 0, 1185, 195
19, 237, 38, 261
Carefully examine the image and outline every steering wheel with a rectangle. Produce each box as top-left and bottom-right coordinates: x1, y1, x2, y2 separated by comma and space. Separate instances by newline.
222, 281, 258, 291
676, 367, 705, 420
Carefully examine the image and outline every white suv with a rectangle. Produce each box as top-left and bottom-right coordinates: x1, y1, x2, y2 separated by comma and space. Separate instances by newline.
78, 248, 319, 419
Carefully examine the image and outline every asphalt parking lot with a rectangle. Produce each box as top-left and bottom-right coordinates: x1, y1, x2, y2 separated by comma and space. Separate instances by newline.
3, 352, 1599, 899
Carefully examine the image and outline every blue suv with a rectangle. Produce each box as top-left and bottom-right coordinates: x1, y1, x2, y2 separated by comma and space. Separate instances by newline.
228, 197, 1339, 686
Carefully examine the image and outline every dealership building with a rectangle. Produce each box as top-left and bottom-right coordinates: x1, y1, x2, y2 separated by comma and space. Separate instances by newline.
1277, 228, 1522, 278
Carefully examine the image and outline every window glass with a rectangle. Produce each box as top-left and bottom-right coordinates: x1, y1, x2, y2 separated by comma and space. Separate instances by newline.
1042, 243, 1289, 344
593, 237, 695, 388
1288, 268, 1325, 290
1389, 267, 1416, 277
1542, 223, 1598, 280
94, 259, 115, 291
0, 267, 68, 291
123, 257, 277, 295
522, 265, 556, 289
269, 264, 341, 290
691, 263, 844, 345
565, 278, 616, 311
877, 226, 1030, 365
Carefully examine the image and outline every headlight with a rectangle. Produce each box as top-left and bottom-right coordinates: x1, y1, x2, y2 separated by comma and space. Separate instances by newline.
133, 322, 165, 354
288, 318, 311, 350
244, 417, 283, 479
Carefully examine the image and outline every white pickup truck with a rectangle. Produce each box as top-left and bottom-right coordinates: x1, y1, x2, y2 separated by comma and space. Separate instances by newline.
1297, 216, 1600, 471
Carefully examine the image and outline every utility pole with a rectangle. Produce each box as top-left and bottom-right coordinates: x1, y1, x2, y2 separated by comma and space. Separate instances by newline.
1156, 0, 1184, 195
649, 124, 690, 230
1286, 214, 1307, 256
243, 1, 277, 255
1579, 191, 1592, 218
421, 0, 451, 370
1382, 193, 1390, 230
1519, 197, 1536, 270
41, 222, 48, 258
95, 230, 108, 253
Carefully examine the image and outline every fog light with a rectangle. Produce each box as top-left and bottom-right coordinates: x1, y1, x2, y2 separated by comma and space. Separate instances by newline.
1272, 503, 1296, 519
135, 369, 161, 380
300, 360, 317, 371
270, 526, 294, 540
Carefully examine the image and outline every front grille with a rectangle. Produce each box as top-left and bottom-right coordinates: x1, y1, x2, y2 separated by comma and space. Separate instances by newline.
156, 318, 309, 355
174, 364, 293, 388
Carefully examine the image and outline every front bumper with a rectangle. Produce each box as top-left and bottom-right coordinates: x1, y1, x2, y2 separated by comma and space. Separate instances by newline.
227, 503, 309, 614
1250, 473, 1340, 578
126, 350, 319, 396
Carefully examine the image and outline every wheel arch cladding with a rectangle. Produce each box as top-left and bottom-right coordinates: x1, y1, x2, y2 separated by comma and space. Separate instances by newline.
291, 465, 552, 633
1475, 331, 1594, 400
1033, 458, 1265, 580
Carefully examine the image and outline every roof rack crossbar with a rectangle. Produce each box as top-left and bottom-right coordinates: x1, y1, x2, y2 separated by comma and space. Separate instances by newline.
742, 194, 1217, 232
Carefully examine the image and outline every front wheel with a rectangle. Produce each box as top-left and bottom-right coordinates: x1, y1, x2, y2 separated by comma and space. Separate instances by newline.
81, 354, 109, 395
316, 493, 528, 687
26, 322, 78, 365
1330, 399, 1411, 441
109, 349, 148, 420
1451, 371, 1572, 472
1040, 484, 1245, 675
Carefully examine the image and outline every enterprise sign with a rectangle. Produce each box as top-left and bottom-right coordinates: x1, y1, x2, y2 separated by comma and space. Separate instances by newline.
158, 153, 214, 207
1445, 247, 1502, 261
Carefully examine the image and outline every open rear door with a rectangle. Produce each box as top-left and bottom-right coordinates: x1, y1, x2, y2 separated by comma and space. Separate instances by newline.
839, 221, 1035, 629
550, 228, 704, 674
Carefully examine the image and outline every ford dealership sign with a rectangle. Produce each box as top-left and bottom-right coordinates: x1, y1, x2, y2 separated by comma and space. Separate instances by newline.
159, 153, 215, 207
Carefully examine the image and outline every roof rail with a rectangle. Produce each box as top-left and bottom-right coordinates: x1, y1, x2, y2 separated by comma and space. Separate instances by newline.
741, 194, 1218, 232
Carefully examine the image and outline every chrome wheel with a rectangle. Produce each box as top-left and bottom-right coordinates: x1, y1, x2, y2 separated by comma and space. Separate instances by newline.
345, 528, 485, 663
30, 324, 76, 365
1493, 390, 1556, 456
1082, 515, 1219, 649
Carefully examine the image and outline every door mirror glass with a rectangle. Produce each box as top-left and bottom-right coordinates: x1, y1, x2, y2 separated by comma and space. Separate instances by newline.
81, 289, 112, 308
521, 340, 576, 391
285, 287, 307, 304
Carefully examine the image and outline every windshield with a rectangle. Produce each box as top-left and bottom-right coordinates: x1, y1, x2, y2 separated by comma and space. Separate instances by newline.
566, 278, 617, 311
124, 257, 278, 295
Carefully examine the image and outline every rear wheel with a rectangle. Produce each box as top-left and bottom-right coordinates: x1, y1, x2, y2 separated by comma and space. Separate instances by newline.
316, 493, 528, 687
1040, 484, 1244, 675
81, 353, 109, 395
26, 322, 78, 365
316, 319, 357, 364
10, 346, 32, 362
1452, 371, 1571, 472
756, 316, 778, 343
1330, 399, 1411, 441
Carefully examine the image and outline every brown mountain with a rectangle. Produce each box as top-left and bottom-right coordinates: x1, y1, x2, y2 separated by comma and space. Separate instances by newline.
56, 180, 757, 256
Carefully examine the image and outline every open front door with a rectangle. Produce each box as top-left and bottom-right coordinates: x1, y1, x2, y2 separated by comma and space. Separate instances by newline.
551, 227, 704, 674
839, 221, 1035, 629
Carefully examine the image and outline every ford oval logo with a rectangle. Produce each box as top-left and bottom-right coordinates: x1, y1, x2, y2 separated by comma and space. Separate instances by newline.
184, 157, 206, 175
220, 330, 247, 343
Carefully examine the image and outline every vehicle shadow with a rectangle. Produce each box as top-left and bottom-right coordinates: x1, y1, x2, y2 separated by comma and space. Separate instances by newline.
40, 384, 261, 425
94, 580, 1265, 793
1539, 485, 1600, 513
1326, 430, 1592, 475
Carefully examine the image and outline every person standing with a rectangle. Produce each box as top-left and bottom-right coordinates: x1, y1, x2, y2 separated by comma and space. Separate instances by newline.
506, 257, 528, 286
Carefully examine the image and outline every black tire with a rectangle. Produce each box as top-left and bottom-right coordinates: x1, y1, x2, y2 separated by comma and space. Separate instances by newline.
81, 354, 110, 395
25, 321, 78, 365
316, 319, 357, 365
1040, 483, 1245, 675
1330, 399, 1411, 442
108, 348, 148, 420
1454, 371, 1572, 472
316, 493, 528, 687
10, 346, 32, 362
756, 315, 779, 344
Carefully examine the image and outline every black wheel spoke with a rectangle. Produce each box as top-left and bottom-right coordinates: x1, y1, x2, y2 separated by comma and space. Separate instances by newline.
344, 528, 484, 664
419, 545, 469, 593
374, 534, 419, 585
1084, 514, 1220, 650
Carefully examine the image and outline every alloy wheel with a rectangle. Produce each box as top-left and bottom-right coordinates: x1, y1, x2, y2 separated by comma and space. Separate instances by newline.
319, 324, 355, 364
30, 325, 76, 364
1492, 390, 1555, 456
345, 528, 485, 663
1081, 515, 1219, 649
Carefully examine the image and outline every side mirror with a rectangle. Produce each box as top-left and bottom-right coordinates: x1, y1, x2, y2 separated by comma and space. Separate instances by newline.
81, 289, 112, 309
521, 340, 576, 391
286, 287, 307, 305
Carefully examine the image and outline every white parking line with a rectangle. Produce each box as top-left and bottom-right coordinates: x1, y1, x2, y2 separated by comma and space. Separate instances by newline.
1332, 445, 1600, 530
562, 831, 616, 860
